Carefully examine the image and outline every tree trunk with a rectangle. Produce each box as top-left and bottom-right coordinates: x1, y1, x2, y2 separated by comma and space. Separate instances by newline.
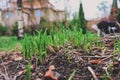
17, 0, 24, 39
64, 0, 68, 21
0, 9, 2, 23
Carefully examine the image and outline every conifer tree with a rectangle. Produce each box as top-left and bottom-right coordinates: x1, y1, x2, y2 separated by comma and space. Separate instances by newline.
78, 1, 86, 34
117, 9, 120, 23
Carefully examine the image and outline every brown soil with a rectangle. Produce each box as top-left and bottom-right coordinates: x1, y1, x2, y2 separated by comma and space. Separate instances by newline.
0, 34, 120, 80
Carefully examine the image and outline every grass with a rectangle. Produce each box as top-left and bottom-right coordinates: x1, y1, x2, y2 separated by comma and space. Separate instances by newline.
0, 36, 19, 51
0, 26, 98, 64
68, 69, 76, 80
26, 63, 31, 80
20, 25, 98, 63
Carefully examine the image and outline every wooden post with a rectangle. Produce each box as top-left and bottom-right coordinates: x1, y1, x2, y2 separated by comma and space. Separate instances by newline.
17, 0, 24, 39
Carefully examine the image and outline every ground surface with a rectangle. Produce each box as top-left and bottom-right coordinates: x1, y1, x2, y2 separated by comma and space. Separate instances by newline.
0, 34, 120, 80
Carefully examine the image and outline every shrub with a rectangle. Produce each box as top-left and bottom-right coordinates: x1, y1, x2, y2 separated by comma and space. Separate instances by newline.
117, 9, 120, 23
39, 18, 51, 34
39, 18, 65, 34
12, 22, 18, 36
0, 24, 8, 36
69, 16, 79, 30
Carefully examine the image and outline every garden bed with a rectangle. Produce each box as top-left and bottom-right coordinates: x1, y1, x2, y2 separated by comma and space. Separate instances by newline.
0, 34, 120, 80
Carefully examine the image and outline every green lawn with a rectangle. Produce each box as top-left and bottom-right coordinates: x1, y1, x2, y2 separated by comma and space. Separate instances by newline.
0, 36, 19, 51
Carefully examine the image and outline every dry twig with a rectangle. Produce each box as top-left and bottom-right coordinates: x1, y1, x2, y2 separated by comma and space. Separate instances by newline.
87, 66, 99, 80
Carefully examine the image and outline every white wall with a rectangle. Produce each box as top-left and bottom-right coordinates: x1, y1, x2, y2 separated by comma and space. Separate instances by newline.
118, 0, 120, 8
49, 0, 118, 20
0, 0, 119, 21
0, 0, 10, 10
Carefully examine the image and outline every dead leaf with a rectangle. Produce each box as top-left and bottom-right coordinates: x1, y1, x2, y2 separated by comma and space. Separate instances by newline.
110, 78, 114, 80
113, 61, 118, 65
47, 45, 56, 53
89, 59, 104, 64
44, 65, 59, 80
44, 70, 58, 80
105, 43, 113, 47
9, 53, 23, 61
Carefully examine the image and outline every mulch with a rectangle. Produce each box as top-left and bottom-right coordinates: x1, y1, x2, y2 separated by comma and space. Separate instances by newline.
0, 34, 120, 80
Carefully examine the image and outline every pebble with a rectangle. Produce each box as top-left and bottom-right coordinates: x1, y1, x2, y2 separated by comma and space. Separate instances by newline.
35, 78, 42, 80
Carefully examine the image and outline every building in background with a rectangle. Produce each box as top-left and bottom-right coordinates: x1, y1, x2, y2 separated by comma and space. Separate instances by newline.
0, 0, 65, 28
0, 0, 120, 28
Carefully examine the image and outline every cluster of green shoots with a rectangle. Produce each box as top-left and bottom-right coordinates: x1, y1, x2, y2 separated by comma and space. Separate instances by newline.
117, 39, 120, 54
21, 24, 98, 63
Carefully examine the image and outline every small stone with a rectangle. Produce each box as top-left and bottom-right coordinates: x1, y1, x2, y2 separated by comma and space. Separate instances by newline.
32, 73, 36, 76
35, 78, 42, 80
38, 72, 43, 76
